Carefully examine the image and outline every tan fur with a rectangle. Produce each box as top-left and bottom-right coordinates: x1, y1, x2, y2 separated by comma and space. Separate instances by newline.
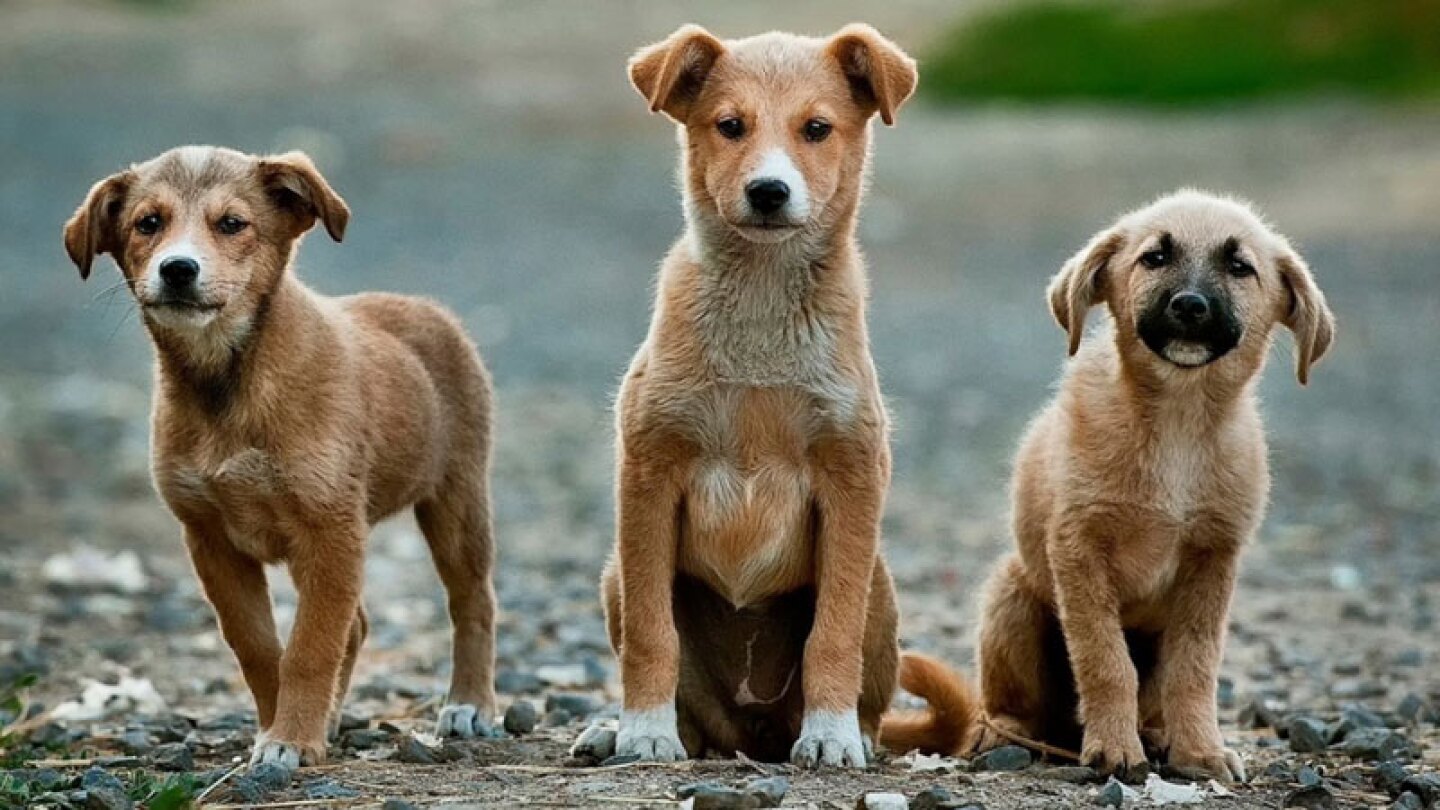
603, 25, 916, 766
63, 146, 498, 766
912, 191, 1335, 780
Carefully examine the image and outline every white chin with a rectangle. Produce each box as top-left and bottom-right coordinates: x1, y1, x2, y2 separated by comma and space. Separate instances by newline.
1162, 341, 1214, 367
146, 307, 220, 331
734, 224, 801, 244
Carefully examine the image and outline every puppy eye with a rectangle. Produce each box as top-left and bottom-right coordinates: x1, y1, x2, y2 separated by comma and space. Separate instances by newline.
217, 215, 248, 236
803, 119, 832, 143
1140, 249, 1168, 269
716, 117, 745, 140
135, 214, 163, 236
1229, 257, 1255, 277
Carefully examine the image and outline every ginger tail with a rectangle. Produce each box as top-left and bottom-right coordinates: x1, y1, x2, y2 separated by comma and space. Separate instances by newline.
879, 652, 981, 756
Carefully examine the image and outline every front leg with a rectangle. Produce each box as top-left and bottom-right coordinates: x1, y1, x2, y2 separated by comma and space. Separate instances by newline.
1050, 522, 1147, 780
614, 452, 686, 762
1158, 546, 1245, 782
184, 523, 283, 732
256, 520, 365, 768
792, 432, 886, 769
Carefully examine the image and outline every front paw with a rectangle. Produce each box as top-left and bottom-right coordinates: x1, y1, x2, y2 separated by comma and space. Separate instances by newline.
791, 710, 867, 769
616, 705, 687, 762
1081, 723, 1148, 782
1169, 745, 1246, 783
436, 703, 499, 739
250, 732, 325, 769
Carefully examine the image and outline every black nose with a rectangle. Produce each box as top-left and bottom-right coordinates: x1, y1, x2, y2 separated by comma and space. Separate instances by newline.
1167, 291, 1211, 325
745, 179, 790, 216
159, 257, 199, 288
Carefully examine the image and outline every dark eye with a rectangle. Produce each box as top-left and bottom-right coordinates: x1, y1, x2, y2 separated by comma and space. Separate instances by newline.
1140, 249, 1169, 269
217, 215, 248, 236
1228, 256, 1255, 277
716, 117, 745, 140
135, 214, 162, 235
803, 119, 832, 143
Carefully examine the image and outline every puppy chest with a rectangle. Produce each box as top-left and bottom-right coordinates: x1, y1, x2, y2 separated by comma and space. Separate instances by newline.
160, 449, 300, 562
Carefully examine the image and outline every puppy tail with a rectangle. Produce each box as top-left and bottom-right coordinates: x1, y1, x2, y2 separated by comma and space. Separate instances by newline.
879, 652, 981, 756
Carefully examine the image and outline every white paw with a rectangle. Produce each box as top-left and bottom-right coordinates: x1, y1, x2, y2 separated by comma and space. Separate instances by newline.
436, 703, 497, 739
791, 709, 867, 768
250, 738, 301, 770
616, 704, 687, 762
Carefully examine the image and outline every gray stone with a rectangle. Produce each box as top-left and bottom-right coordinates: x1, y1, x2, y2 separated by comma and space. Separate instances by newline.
743, 775, 788, 807
1289, 716, 1329, 753
1094, 776, 1125, 807
1283, 785, 1336, 809
1392, 792, 1424, 810
1374, 760, 1410, 797
119, 729, 152, 756
544, 692, 598, 718
1297, 765, 1322, 787
1343, 729, 1414, 761
304, 778, 360, 800
678, 782, 748, 810
504, 700, 539, 735
971, 744, 1031, 771
1397, 693, 1437, 725
495, 669, 544, 694
340, 728, 391, 749
80, 769, 132, 810
248, 761, 294, 791
1399, 774, 1440, 805
397, 733, 439, 764
912, 786, 972, 810
541, 708, 574, 727
382, 801, 420, 810
149, 742, 193, 772
1044, 766, 1101, 784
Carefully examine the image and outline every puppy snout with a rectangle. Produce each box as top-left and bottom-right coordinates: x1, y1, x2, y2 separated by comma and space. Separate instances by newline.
1167, 291, 1212, 325
745, 179, 791, 216
159, 257, 200, 289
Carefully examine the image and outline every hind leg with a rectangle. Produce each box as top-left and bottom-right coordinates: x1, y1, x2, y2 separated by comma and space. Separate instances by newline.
976, 554, 1053, 751
858, 559, 900, 755
418, 477, 499, 739
328, 606, 368, 739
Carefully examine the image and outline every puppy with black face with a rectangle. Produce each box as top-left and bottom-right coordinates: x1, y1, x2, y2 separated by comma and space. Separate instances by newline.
64, 146, 500, 769
884, 191, 1336, 782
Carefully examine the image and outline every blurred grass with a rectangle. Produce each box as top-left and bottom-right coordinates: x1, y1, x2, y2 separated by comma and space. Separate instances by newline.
925, 0, 1440, 105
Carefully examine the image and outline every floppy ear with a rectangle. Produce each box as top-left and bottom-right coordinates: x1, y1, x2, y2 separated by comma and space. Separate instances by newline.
1049, 228, 1124, 356
827, 24, 919, 126
628, 25, 726, 122
257, 151, 350, 242
63, 171, 134, 280
1276, 248, 1335, 386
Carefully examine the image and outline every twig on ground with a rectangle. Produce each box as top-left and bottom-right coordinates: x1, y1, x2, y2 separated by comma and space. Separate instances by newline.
981, 717, 1082, 762
194, 758, 246, 805
484, 759, 696, 775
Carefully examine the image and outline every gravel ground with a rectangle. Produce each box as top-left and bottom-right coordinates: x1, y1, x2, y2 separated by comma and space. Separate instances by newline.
1, 1, 1439, 807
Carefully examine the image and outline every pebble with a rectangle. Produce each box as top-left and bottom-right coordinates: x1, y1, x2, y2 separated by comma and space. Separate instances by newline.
545, 692, 599, 718
678, 782, 749, 810
397, 733, 439, 764
249, 761, 294, 791
336, 712, 369, 733
1397, 693, 1437, 725
1392, 793, 1425, 810
495, 669, 544, 694
1094, 776, 1126, 807
1296, 765, 1322, 787
858, 793, 909, 810
970, 745, 1031, 771
1374, 760, 1410, 797
1289, 716, 1328, 753
1238, 699, 1285, 731
149, 742, 193, 772
1284, 785, 1337, 809
912, 786, 978, 810
1331, 679, 1387, 700
541, 708, 574, 728
304, 778, 360, 800
341, 728, 391, 750
382, 801, 420, 810
1343, 729, 1413, 761
504, 700, 539, 735
1044, 766, 1101, 784
80, 768, 132, 810
119, 729, 152, 756
1399, 774, 1440, 805
743, 775, 788, 807
569, 723, 617, 764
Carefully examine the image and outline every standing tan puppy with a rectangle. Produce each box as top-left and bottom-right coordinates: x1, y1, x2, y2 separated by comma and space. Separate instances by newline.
891, 191, 1335, 781
63, 146, 499, 768
599, 25, 916, 767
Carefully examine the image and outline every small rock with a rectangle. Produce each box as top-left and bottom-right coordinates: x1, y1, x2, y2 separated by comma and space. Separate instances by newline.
1374, 760, 1410, 797
382, 801, 420, 810
1044, 766, 1101, 784
743, 775, 788, 807
1392, 792, 1425, 810
1397, 693, 1437, 725
569, 722, 617, 764
1297, 765, 1322, 787
1283, 784, 1336, 809
504, 700, 539, 735
396, 733, 439, 764
1238, 699, 1285, 731
80, 768, 132, 810
224, 777, 267, 804
971, 745, 1031, 771
912, 786, 969, 810
249, 761, 294, 791
541, 708, 574, 727
858, 793, 909, 810
341, 728, 391, 750
149, 742, 193, 772
1331, 679, 1387, 700
1399, 774, 1440, 805
1343, 729, 1414, 761
680, 782, 748, 810
1289, 716, 1329, 753
336, 712, 368, 733
1216, 677, 1235, 710
94, 756, 143, 769
1094, 776, 1125, 807
304, 778, 359, 800
545, 692, 598, 718
495, 669, 544, 694
119, 729, 153, 756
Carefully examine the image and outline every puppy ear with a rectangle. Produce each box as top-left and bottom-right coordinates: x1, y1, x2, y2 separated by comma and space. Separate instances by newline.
629, 25, 726, 122
63, 171, 134, 280
257, 151, 350, 242
1276, 248, 1335, 386
827, 24, 918, 126
1049, 228, 1123, 356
